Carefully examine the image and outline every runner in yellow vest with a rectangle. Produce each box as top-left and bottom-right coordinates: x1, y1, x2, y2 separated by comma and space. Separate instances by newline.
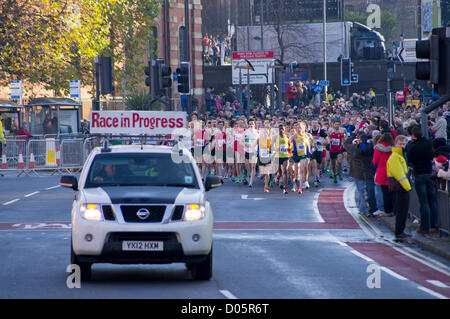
274, 125, 290, 194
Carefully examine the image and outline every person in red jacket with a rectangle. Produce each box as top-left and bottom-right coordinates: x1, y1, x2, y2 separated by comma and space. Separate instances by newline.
18, 125, 33, 138
373, 133, 395, 217
286, 82, 298, 107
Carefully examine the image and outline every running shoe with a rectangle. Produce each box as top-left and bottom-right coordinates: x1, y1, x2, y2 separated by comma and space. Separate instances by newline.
291, 185, 297, 192
264, 187, 269, 193
248, 183, 252, 188
298, 187, 303, 194
231, 177, 235, 182
338, 174, 343, 181
243, 178, 248, 185
329, 173, 334, 179
283, 188, 288, 195
333, 176, 338, 184
303, 181, 310, 189
314, 181, 319, 187
236, 178, 241, 183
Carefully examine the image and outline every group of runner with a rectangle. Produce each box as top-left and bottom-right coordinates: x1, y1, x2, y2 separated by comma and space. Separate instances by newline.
182, 113, 351, 194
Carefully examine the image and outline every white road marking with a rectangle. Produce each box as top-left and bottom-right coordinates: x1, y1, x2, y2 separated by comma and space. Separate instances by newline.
334, 240, 349, 247
426, 280, 449, 288
45, 185, 60, 190
312, 190, 325, 223
24, 191, 40, 198
350, 250, 374, 262
344, 184, 450, 277
241, 194, 248, 200
3, 199, 20, 206
417, 286, 448, 299
219, 290, 238, 299
380, 267, 407, 281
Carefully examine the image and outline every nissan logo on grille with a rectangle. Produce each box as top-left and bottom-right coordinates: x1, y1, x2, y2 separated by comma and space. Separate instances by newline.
136, 208, 151, 220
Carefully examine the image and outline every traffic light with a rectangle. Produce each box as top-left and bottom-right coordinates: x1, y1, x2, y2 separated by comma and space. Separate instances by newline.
158, 59, 172, 92
416, 34, 439, 84
416, 27, 450, 95
176, 62, 191, 94
341, 58, 351, 86
100, 56, 113, 95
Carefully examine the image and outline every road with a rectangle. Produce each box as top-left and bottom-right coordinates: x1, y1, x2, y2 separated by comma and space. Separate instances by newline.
0, 171, 449, 299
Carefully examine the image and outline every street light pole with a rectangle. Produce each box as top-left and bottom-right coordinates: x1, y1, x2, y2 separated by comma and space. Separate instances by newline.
260, 0, 264, 50
323, 0, 328, 101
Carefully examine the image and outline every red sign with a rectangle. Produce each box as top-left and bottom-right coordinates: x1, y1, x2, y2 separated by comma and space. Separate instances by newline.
232, 51, 274, 60
90, 111, 186, 135
396, 91, 405, 102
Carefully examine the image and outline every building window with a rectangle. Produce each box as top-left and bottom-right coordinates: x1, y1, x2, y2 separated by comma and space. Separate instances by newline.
179, 26, 187, 62
149, 26, 158, 59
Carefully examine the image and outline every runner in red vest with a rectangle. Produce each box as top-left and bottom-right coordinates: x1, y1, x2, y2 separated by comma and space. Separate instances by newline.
328, 120, 345, 184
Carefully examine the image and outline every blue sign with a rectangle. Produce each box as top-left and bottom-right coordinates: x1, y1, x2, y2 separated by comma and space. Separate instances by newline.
319, 80, 329, 87
282, 72, 308, 92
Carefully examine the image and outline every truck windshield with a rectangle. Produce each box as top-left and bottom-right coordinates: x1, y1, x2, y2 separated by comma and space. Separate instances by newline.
85, 153, 199, 189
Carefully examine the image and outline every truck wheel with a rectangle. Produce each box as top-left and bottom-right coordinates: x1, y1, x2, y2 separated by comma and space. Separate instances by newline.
71, 243, 92, 282
191, 248, 212, 281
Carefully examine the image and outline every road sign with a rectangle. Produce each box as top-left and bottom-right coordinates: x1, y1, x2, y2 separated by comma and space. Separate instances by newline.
398, 48, 405, 63
319, 80, 329, 86
70, 80, 81, 99
351, 74, 359, 83
232, 51, 274, 85
10, 80, 23, 100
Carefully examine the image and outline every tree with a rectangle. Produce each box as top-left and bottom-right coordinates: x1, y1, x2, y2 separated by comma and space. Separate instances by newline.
263, 0, 341, 64
0, 0, 161, 97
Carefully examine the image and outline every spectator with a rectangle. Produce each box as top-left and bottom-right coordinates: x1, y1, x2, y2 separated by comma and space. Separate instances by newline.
386, 135, 412, 241
406, 126, 439, 237
431, 111, 447, 140
18, 125, 33, 138
286, 82, 298, 107
373, 133, 395, 217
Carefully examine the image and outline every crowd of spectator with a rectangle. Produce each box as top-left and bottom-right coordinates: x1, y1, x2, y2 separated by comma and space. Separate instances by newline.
197, 80, 450, 239
202, 34, 232, 66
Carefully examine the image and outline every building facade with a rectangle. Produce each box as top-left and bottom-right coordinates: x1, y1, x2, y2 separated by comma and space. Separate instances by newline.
155, 0, 204, 110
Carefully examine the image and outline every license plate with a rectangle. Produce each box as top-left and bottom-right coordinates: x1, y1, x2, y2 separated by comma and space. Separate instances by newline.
122, 241, 164, 251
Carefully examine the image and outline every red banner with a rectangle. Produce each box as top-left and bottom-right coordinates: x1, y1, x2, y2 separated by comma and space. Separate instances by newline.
232, 51, 274, 60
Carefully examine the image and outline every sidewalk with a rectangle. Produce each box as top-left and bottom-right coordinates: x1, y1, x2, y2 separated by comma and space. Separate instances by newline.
378, 215, 450, 261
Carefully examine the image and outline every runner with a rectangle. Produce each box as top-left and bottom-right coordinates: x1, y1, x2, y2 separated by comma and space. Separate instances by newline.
258, 120, 272, 193
310, 119, 328, 187
234, 119, 246, 183
328, 119, 345, 184
290, 121, 310, 194
243, 118, 259, 187
274, 124, 291, 194
192, 119, 207, 180
214, 119, 227, 181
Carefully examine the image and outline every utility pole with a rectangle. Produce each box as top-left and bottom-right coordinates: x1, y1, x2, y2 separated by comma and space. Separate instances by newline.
418, 0, 422, 40
184, 0, 192, 113
260, 0, 264, 50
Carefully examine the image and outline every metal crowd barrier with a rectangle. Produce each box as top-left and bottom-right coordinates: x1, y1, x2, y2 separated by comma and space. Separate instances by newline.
409, 177, 450, 235
60, 139, 84, 172
1, 134, 178, 176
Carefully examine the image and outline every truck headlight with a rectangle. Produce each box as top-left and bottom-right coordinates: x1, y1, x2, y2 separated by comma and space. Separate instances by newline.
184, 204, 205, 222
80, 204, 104, 221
